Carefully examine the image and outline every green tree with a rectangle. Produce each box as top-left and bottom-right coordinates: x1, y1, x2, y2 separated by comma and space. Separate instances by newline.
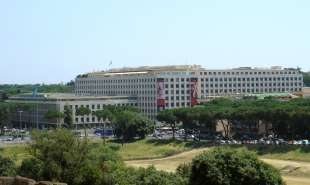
0, 103, 10, 134
0, 155, 16, 176
76, 106, 91, 137
27, 129, 103, 185
112, 110, 154, 144
64, 105, 73, 129
112, 166, 187, 185
174, 108, 195, 141
157, 110, 178, 139
93, 109, 114, 143
19, 158, 42, 180
135, 115, 155, 139
94, 109, 114, 128
302, 71, 310, 87
113, 110, 137, 145
44, 110, 65, 128
189, 147, 284, 185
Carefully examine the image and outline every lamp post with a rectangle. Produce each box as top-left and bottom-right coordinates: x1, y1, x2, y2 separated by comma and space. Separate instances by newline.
18, 110, 23, 138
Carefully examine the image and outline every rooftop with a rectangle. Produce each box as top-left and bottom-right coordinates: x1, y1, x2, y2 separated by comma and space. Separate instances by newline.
77, 65, 299, 78
8, 93, 136, 102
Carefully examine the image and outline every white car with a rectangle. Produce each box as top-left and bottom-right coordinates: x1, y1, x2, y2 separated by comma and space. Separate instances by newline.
6, 137, 14, 141
302, 140, 309, 145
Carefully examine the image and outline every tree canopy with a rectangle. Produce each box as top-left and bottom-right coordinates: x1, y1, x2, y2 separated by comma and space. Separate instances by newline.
158, 98, 310, 139
189, 147, 284, 185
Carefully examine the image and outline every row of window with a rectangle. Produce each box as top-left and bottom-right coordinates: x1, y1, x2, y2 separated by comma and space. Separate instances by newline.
70, 103, 137, 111
77, 78, 156, 85
199, 70, 299, 75
201, 77, 302, 82
203, 88, 301, 94
201, 82, 302, 88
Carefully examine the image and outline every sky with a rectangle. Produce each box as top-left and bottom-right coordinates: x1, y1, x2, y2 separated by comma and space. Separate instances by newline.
0, 0, 309, 84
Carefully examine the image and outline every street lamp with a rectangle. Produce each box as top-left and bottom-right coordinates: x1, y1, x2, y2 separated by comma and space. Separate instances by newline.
18, 110, 23, 138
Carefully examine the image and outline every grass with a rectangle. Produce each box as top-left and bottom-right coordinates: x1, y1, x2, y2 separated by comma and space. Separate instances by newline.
2, 140, 310, 185
0, 139, 197, 166
3, 139, 310, 163
115, 140, 310, 162
114, 139, 194, 160
0, 144, 30, 165
228, 145, 310, 162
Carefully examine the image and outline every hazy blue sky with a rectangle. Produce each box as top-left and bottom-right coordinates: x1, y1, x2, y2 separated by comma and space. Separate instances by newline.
0, 0, 309, 84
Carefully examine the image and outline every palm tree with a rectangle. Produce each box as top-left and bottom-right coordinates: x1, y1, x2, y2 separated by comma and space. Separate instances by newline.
94, 109, 114, 143
44, 110, 65, 128
76, 107, 91, 137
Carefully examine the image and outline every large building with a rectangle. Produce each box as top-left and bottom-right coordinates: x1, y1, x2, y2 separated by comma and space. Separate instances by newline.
7, 93, 137, 129
75, 65, 303, 119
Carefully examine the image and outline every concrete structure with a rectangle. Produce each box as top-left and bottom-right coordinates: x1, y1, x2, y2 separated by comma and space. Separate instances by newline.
303, 87, 310, 98
7, 93, 137, 129
75, 65, 303, 118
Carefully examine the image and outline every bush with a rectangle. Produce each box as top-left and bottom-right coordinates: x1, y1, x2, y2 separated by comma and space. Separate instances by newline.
0, 155, 16, 176
19, 129, 128, 185
24, 129, 107, 185
111, 166, 187, 185
19, 158, 42, 180
189, 147, 284, 185
176, 163, 191, 180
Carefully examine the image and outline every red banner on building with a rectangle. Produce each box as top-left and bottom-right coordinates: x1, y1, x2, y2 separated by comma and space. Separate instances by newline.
190, 78, 198, 106
156, 78, 165, 108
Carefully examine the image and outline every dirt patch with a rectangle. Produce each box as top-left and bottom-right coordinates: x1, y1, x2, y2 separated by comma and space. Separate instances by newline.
126, 148, 208, 172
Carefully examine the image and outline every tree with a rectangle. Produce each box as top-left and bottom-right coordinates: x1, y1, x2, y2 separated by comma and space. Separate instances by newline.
174, 108, 195, 141
135, 115, 155, 139
113, 110, 137, 145
112, 110, 154, 144
112, 166, 187, 185
76, 106, 91, 137
64, 105, 73, 129
189, 147, 284, 185
44, 110, 65, 128
27, 129, 98, 185
19, 158, 42, 180
302, 71, 310, 87
93, 109, 114, 143
0, 155, 16, 176
94, 109, 114, 128
157, 110, 178, 139
0, 103, 10, 134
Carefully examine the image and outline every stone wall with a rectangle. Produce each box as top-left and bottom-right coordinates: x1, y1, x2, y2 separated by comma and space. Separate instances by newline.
0, 176, 67, 185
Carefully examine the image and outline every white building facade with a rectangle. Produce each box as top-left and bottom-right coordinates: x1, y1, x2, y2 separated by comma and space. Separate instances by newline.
8, 93, 137, 128
75, 65, 303, 119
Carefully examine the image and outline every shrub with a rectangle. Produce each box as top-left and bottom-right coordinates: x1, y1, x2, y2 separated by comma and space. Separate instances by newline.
19, 157, 42, 180
176, 163, 191, 180
111, 166, 187, 185
0, 155, 16, 176
189, 147, 284, 185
